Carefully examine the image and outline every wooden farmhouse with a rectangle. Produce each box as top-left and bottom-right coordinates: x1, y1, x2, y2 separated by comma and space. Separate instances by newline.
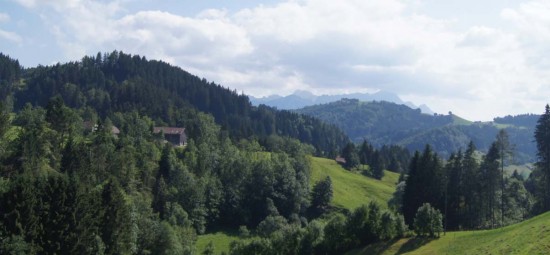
153, 127, 187, 146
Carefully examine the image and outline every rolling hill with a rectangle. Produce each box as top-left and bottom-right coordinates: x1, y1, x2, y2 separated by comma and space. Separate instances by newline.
296, 99, 538, 163
348, 211, 550, 255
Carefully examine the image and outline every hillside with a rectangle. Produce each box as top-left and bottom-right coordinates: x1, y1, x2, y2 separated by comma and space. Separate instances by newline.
348, 211, 550, 255
310, 156, 398, 210
196, 156, 399, 254
296, 99, 537, 162
4, 52, 349, 156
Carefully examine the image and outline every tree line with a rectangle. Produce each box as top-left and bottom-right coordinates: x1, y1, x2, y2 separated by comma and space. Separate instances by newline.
340, 140, 410, 179
394, 106, 550, 231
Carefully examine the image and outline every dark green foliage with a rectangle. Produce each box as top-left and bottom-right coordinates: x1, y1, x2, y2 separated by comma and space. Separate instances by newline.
311, 176, 333, 211
256, 214, 288, 237
413, 203, 443, 238
297, 99, 537, 163
358, 140, 409, 174
321, 214, 348, 254
371, 151, 385, 179
0, 51, 356, 254
388, 181, 405, 212
494, 114, 539, 127
399, 136, 534, 232
203, 241, 215, 255
402, 145, 445, 225
229, 202, 407, 255
342, 142, 360, 169
297, 99, 452, 146
13, 51, 349, 156
0, 99, 318, 253
0, 53, 21, 101
534, 105, 550, 212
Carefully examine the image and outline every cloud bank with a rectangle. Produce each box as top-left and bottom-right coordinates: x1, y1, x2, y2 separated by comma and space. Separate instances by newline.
9, 0, 550, 120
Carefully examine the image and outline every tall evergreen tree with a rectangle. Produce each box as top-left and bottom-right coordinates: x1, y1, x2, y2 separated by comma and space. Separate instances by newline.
462, 141, 479, 229
371, 151, 385, 180
534, 105, 550, 211
402, 145, 445, 225
446, 151, 463, 230
341, 143, 360, 170
481, 142, 500, 228
496, 129, 514, 226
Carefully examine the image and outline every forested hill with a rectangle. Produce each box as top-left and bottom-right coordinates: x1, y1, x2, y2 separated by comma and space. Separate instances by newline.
296, 99, 538, 162
3, 51, 348, 155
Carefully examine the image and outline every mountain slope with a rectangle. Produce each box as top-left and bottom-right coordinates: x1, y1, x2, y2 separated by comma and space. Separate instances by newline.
348, 211, 550, 255
296, 99, 537, 162
296, 99, 452, 145
6, 51, 349, 155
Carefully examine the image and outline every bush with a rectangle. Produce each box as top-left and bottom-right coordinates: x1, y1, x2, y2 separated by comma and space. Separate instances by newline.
256, 215, 288, 237
413, 203, 443, 238
239, 225, 250, 238
311, 176, 333, 210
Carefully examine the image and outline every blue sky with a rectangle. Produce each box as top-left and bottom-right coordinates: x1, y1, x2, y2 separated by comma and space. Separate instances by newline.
2, 0, 550, 121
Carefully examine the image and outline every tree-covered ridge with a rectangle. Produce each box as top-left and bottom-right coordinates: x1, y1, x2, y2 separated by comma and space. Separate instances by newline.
493, 113, 540, 128
0, 53, 21, 100
296, 98, 537, 162
297, 99, 452, 146
0, 97, 324, 254
10, 51, 348, 156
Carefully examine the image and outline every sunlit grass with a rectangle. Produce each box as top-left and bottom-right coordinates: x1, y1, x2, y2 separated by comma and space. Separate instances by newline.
309, 156, 398, 210
348, 211, 550, 255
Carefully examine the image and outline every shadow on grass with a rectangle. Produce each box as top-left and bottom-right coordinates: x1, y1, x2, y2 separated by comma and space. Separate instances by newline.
347, 237, 435, 255
395, 237, 434, 254
346, 238, 407, 255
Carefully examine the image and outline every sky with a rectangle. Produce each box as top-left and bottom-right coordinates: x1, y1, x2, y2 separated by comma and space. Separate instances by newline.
1, 0, 550, 121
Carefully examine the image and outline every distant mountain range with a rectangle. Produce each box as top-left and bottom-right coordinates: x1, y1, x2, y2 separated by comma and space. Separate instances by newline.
250, 90, 435, 114
295, 99, 539, 164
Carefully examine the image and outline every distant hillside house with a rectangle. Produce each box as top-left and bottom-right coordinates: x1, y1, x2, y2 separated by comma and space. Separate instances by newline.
154, 127, 187, 146
335, 156, 347, 165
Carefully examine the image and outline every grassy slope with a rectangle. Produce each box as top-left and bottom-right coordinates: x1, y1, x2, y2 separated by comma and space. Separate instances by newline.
348, 211, 550, 255
309, 156, 398, 210
450, 114, 473, 126
195, 230, 241, 255
196, 156, 399, 254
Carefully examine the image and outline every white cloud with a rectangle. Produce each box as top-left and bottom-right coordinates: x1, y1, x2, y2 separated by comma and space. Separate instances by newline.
0, 12, 21, 43
11, 0, 550, 120
0, 29, 22, 43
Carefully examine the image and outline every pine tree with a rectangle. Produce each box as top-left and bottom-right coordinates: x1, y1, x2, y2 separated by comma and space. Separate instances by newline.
462, 141, 479, 229
402, 145, 445, 225
342, 143, 360, 169
371, 151, 385, 180
481, 142, 500, 228
535, 104, 550, 211
496, 129, 514, 226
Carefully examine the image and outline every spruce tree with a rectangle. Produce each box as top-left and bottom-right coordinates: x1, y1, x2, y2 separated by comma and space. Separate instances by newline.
535, 104, 550, 211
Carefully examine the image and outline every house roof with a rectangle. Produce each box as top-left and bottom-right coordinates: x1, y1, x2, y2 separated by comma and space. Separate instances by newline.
111, 126, 120, 134
153, 127, 185, 135
335, 156, 347, 164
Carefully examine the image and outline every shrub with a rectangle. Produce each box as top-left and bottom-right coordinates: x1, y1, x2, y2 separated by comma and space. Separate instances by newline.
413, 203, 443, 238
